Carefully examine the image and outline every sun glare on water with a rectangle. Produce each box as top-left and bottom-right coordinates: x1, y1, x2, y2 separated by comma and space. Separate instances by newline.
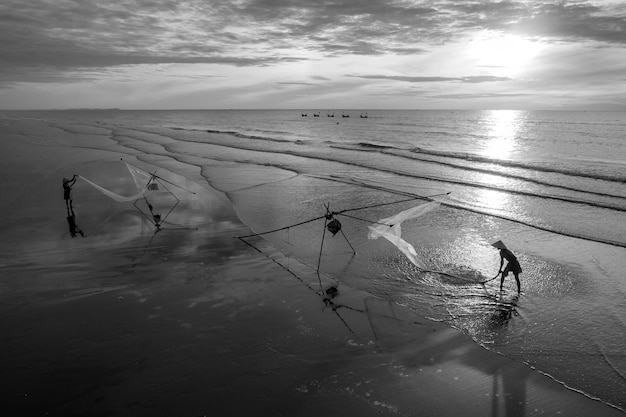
481, 109, 526, 159
467, 32, 542, 76
474, 110, 528, 211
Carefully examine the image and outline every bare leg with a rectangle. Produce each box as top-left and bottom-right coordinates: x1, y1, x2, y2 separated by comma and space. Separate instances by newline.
514, 273, 521, 293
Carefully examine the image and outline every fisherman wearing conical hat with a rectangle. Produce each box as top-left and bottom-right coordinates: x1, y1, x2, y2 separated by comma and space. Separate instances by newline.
492, 240, 522, 293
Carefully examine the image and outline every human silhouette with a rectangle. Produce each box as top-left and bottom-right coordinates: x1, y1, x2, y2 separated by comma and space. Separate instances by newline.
66, 206, 84, 237
63, 175, 77, 210
492, 240, 522, 293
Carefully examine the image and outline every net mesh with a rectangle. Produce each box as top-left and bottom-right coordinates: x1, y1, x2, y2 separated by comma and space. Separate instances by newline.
367, 201, 440, 269
78, 162, 157, 202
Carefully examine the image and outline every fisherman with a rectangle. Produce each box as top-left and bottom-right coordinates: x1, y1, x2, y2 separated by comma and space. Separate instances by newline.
66, 206, 84, 238
492, 240, 522, 293
63, 175, 78, 210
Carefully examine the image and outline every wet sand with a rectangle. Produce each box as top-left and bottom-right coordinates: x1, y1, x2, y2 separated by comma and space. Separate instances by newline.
0, 117, 623, 416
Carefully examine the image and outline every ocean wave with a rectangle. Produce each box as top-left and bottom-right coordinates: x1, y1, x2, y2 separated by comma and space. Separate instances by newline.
168, 126, 626, 187
330, 143, 626, 198
406, 147, 626, 183
169, 126, 298, 144
332, 141, 624, 182
118, 126, 626, 216
562, 155, 626, 166
85, 123, 626, 249
355, 142, 396, 150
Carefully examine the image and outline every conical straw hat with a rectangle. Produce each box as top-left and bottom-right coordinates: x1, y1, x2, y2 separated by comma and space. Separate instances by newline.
491, 240, 507, 249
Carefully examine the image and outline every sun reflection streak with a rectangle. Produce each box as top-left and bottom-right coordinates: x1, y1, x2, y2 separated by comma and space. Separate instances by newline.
475, 110, 527, 211
480, 109, 526, 160
476, 187, 509, 212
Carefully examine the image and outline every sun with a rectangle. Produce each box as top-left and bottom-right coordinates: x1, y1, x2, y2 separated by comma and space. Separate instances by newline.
467, 32, 542, 76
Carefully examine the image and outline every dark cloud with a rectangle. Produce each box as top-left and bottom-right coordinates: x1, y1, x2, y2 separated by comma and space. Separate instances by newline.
310, 75, 330, 81
0, 0, 279, 75
442, 1, 626, 44
1, 49, 286, 69
511, 2, 626, 44
388, 46, 429, 55
276, 81, 319, 86
0, 0, 443, 79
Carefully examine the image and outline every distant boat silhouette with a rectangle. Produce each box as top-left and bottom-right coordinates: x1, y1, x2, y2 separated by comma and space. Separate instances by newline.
327, 111, 335, 117
301, 112, 307, 117
313, 112, 320, 117
342, 111, 350, 118
360, 112, 368, 118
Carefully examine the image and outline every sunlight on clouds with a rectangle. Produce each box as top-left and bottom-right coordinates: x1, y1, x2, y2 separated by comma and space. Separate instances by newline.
467, 32, 543, 77
2, 0, 626, 110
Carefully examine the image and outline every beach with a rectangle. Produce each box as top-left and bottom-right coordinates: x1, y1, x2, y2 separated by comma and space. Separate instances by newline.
1, 115, 624, 416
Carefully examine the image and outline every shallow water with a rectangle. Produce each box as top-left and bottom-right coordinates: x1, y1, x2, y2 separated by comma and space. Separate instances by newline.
5, 109, 625, 411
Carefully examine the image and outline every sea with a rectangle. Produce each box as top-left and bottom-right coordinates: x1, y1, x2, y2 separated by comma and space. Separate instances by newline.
4, 109, 626, 411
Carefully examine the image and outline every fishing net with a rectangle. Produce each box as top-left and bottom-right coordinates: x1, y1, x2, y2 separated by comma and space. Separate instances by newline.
78, 162, 158, 202
367, 201, 440, 269
125, 162, 157, 190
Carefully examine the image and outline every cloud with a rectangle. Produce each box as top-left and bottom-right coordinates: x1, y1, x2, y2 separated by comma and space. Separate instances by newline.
2, 0, 625, 76
511, 2, 626, 44
0, 1, 301, 73
442, 1, 626, 45
348, 74, 512, 83
276, 81, 320, 86
433, 92, 533, 99
1, 0, 625, 109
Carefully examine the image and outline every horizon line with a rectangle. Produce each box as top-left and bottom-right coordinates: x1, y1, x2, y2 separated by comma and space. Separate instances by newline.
3, 107, 626, 112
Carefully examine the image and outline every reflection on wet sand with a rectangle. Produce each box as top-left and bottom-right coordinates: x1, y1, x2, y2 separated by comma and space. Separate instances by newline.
66, 205, 85, 238
238, 234, 533, 416
487, 294, 524, 417
362, 293, 528, 417
489, 294, 519, 327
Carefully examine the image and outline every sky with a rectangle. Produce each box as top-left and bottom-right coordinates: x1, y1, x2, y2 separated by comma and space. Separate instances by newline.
1, 0, 626, 110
